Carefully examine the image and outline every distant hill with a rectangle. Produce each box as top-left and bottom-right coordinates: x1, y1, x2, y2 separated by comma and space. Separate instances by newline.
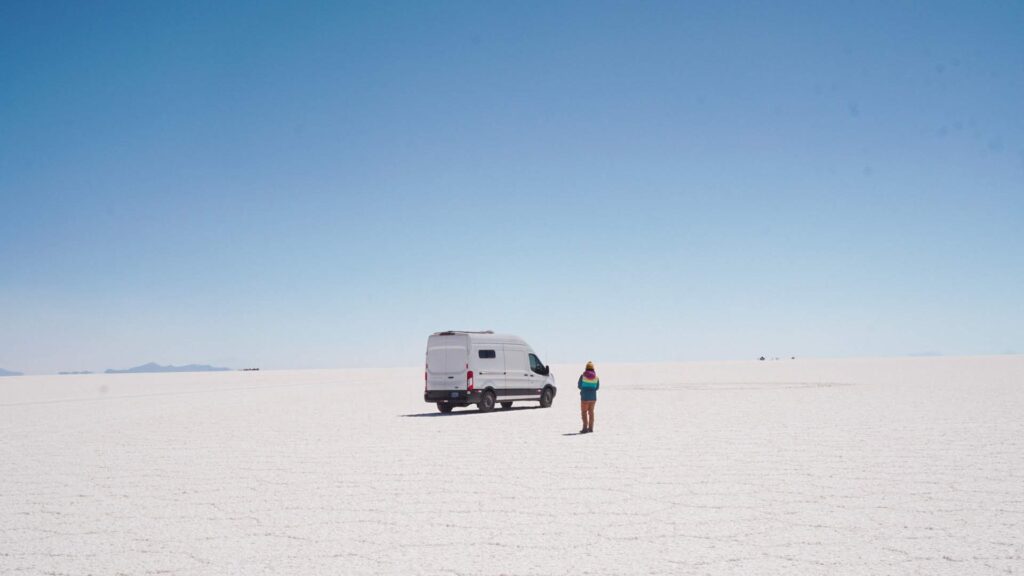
59, 371, 94, 375
105, 362, 230, 374
0, 367, 23, 377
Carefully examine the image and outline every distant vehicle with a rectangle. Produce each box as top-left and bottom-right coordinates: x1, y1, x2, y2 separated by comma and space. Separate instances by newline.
424, 331, 557, 413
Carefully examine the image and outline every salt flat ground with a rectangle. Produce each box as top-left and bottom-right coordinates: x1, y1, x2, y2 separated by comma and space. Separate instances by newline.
1, 356, 1022, 575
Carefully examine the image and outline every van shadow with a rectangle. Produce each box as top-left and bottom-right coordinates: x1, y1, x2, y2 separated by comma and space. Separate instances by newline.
400, 406, 541, 418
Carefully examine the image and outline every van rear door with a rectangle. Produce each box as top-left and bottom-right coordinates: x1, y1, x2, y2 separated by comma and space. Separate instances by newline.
426, 334, 469, 391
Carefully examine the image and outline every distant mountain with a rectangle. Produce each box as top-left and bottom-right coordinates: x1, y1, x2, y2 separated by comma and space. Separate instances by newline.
59, 371, 94, 375
0, 367, 23, 377
105, 362, 230, 374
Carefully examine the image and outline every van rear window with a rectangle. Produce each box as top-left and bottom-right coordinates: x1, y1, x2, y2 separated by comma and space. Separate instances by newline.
478, 349, 496, 359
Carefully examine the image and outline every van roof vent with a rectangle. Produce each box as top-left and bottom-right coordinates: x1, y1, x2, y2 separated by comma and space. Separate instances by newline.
434, 330, 495, 336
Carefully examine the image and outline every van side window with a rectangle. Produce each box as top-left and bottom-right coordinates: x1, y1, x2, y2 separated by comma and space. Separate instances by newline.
478, 349, 496, 359
529, 354, 547, 374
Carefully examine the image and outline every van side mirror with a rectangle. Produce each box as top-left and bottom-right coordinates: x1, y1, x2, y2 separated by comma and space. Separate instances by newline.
545, 365, 550, 375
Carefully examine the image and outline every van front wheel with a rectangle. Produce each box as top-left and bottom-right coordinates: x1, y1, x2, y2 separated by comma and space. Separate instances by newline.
539, 388, 554, 408
437, 403, 453, 414
478, 390, 496, 413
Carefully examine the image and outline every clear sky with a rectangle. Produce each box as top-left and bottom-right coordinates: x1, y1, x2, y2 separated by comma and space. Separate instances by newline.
1, 1, 1022, 374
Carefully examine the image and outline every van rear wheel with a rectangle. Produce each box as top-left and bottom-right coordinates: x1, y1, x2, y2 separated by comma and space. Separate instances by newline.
500, 401, 513, 409
478, 390, 496, 413
436, 403, 453, 413
539, 387, 554, 408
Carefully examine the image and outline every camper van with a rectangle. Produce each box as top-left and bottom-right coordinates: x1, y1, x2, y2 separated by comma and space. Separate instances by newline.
424, 331, 557, 413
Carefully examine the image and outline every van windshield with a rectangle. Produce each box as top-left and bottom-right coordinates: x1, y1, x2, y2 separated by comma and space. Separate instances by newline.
529, 354, 546, 374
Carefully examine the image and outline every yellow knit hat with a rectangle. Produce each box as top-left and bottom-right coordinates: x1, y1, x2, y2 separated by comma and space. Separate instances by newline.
585, 361, 594, 371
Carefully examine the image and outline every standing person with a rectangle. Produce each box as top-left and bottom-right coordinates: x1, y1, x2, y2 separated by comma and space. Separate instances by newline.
578, 361, 600, 433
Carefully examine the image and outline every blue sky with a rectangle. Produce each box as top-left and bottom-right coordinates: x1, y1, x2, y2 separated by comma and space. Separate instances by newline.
1, 1, 1022, 373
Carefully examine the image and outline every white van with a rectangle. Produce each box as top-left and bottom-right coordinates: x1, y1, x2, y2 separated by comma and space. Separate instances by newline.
424, 331, 557, 413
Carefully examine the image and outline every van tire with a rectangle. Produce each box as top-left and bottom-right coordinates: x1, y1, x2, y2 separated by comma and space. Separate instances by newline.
478, 390, 496, 413
500, 401, 513, 409
539, 387, 554, 408
437, 403, 453, 413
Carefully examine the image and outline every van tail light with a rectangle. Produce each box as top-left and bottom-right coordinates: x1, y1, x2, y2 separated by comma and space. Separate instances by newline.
467, 370, 475, 391
424, 366, 428, 392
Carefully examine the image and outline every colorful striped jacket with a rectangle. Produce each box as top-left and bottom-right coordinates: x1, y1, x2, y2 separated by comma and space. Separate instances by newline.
577, 370, 600, 401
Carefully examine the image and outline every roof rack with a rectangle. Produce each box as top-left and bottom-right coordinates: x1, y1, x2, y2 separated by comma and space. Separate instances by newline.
433, 330, 495, 336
